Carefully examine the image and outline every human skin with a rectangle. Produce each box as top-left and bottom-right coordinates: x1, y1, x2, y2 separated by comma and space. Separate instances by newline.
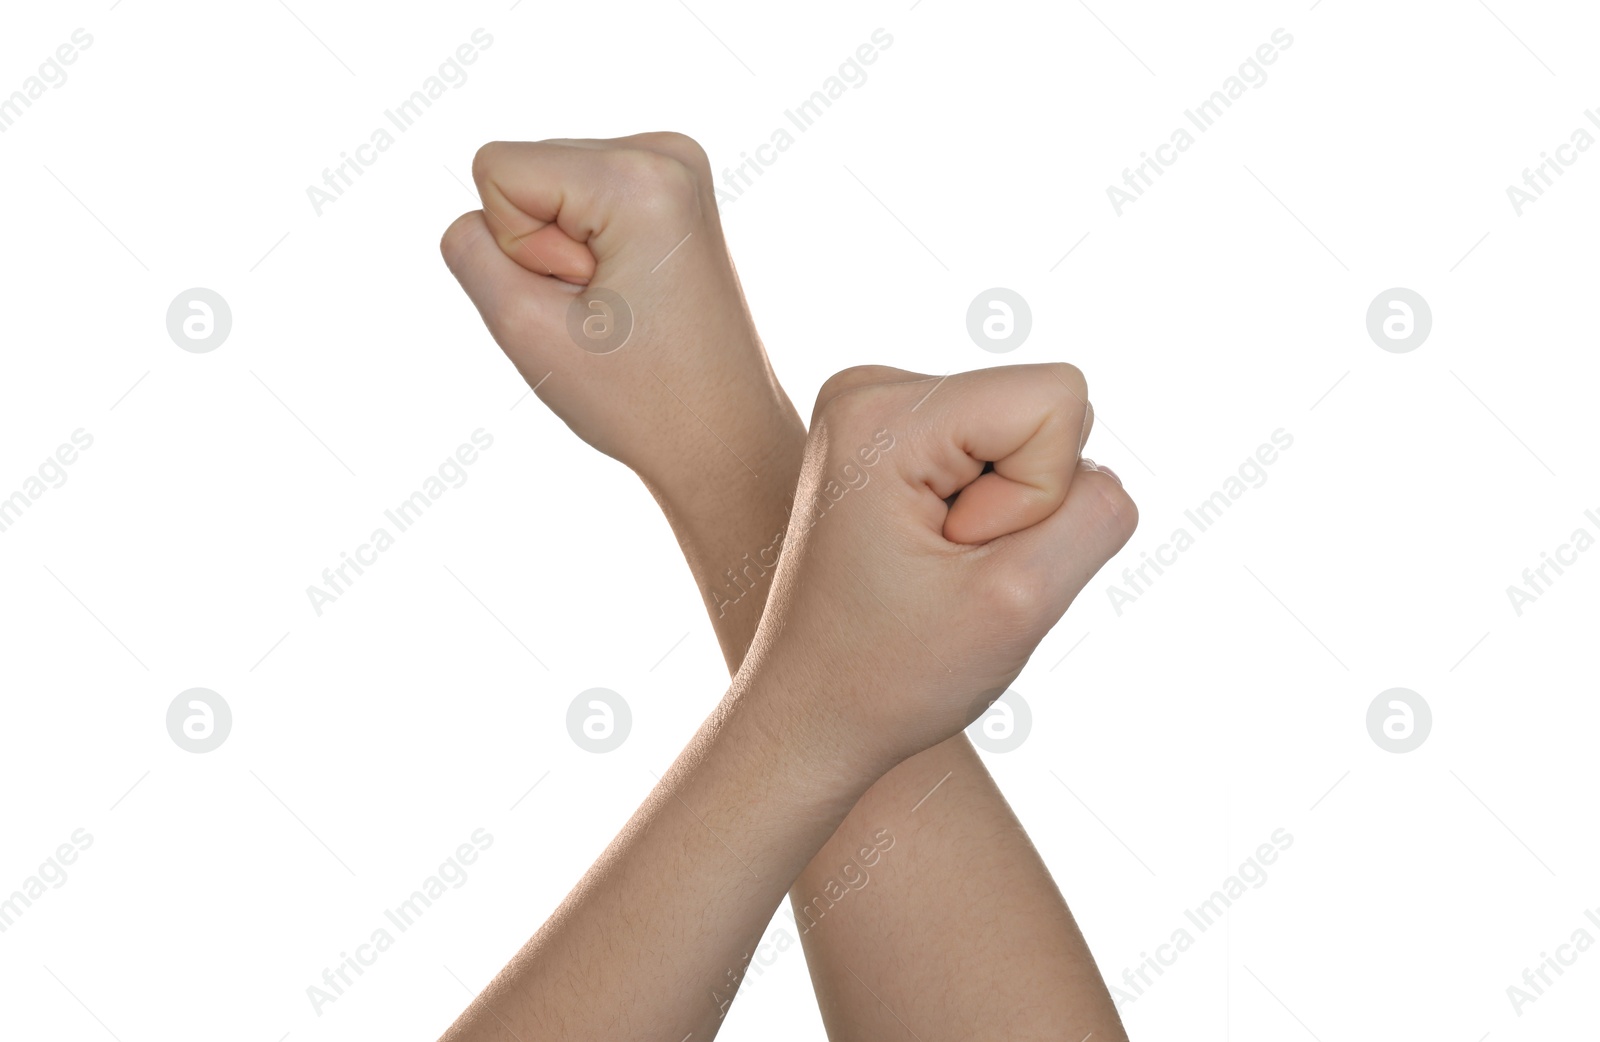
439, 134, 1136, 1039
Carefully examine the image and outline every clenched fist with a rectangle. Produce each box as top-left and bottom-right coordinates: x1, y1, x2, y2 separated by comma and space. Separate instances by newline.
441, 132, 803, 489
739, 364, 1138, 767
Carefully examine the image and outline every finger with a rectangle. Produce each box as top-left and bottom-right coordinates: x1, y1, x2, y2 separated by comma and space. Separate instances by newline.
908, 364, 1091, 545
495, 220, 596, 285
471, 139, 695, 278
553, 132, 732, 246
471, 140, 618, 278
811, 365, 932, 428
1002, 459, 1138, 619
547, 131, 710, 174
470, 145, 599, 283
439, 210, 575, 371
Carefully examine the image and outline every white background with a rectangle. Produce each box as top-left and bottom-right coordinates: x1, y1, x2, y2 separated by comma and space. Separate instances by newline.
1, 0, 1596, 1039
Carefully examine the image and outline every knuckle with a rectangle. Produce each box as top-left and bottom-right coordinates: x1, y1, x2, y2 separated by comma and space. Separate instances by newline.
1087, 472, 1139, 544
470, 140, 507, 184
635, 131, 712, 176
1050, 361, 1088, 405
816, 365, 890, 407
813, 385, 884, 440
978, 562, 1051, 625
438, 212, 477, 268
609, 148, 701, 219
812, 367, 901, 431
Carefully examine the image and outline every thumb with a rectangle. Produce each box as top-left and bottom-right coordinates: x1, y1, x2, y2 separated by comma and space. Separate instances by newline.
439, 210, 579, 370
1000, 460, 1138, 622
911, 364, 1092, 545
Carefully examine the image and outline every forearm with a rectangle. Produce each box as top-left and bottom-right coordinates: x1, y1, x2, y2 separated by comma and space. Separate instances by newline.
444, 134, 1135, 1041
441, 677, 883, 1041
791, 737, 1128, 1041
653, 428, 1127, 1041
640, 416, 805, 672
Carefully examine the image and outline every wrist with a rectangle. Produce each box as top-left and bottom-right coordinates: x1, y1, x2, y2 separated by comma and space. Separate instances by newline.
639, 425, 805, 620
634, 410, 805, 501
720, 659, 903, 809
627, 347, 804, 492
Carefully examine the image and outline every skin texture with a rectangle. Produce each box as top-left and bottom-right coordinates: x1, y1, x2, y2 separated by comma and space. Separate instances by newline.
439, 132, 1137, 1040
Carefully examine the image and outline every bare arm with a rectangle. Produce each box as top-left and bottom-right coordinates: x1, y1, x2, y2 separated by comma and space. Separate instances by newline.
658, 373, 1130, 1042
440, 669, 887, 1040
440, 134, 1134, 1040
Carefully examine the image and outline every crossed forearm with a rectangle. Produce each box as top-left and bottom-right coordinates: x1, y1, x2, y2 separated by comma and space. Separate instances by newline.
443, 410, 1125, 1041
645, 420, 1128, 1041
439, 133, 1134, 1041
442, 670, 887, 1041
